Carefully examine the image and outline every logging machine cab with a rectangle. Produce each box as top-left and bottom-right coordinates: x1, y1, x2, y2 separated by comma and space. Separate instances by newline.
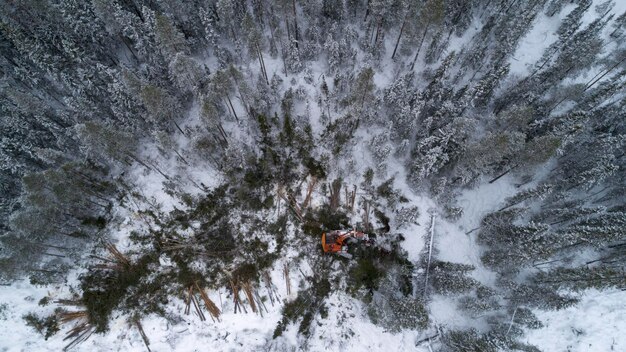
321, 229, 372, 259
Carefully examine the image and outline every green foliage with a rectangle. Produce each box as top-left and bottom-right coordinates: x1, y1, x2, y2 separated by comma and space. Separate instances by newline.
38, 296, 51, 306
139, 85, 178, 123
513, 307, 543, 330
323, 115, 358, 154
191, 185, 229, 220
267, 214, 288, 253
29, 261, 71, 285
81, 216, 107, 229
362, 168, 374, 187
273, 295, 307, 338
504, 281, 578, 310
279, 113, 294, 147
80, 253, 159, 332
302, 205, 350, 237
349, 258, 383, 292
368, 294, 428, 332
422, 0, 445, 25
518, 136, 561, 167
256, 113, 272, 141
154, 13, 187, 56
374, 209, 391, 233
376, 177, 408, 207
180, 193, 194, 208
376, 178, 395, 199
273, 277, 331, 338
441, 328, 498, 352
6, 160, 116, 281
232, 263, 258, 282
496, 105, 535, 132
281, 89, 294, 115
302, 156, 326, 179
23, 312, 59, 340
174, 260, 206, 286
351, 67, 375, 110
457, 286, 500, 315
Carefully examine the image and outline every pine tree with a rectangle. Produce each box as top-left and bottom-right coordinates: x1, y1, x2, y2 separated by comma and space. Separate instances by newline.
351, 67, 376, 114
168, 53, 206, 94
499, 184, 554, 211
421, 261, 478, 295
533, 266, 626, 291
153, 12, 188, 59
559, 211, 626, 248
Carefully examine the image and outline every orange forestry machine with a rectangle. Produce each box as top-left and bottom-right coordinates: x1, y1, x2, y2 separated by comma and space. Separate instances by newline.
321, 229, 372, 259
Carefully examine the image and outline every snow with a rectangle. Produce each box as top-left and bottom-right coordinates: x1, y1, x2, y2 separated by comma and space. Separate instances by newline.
0, 263, 291, 352
456, 175, 519, 232
525, 289, 626, 352
510, 0, 626, 88
3, 2, 625, 351
0, 280, 69, 352
429, 295, 487, 331
399, 223, 427, 263
305, 292, 429, 352
508, 4, 576, 76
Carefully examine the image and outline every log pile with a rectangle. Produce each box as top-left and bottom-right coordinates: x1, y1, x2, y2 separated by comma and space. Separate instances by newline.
262, 271, 280, 306
184, 283, 222, 322
241, 281, 257, 313
227, 278, 268, 316
195, 282, 221, 322
229, 278, 247, 314
184, 284, 206, 321
91, 243, 130, 271
56, 309, 93, 351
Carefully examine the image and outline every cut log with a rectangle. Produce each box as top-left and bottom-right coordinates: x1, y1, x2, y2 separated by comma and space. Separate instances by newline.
135, 320, 152, 352
283, 263, 291, 296
195, 282, 221, 322
301, 176, 317, 209
423, 215, 436, 298
242, 281, 257, 313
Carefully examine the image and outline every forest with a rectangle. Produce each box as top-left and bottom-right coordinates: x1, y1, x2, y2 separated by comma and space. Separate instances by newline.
0, 0, 625, 351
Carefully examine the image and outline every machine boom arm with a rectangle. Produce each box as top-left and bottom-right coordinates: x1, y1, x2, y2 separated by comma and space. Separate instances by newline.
321, 230, 370, 257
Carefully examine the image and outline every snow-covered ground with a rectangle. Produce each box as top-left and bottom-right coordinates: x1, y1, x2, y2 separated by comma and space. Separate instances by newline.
2, 0, 625, 350
525, 289, 626, 352
4, 163, 623, 352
